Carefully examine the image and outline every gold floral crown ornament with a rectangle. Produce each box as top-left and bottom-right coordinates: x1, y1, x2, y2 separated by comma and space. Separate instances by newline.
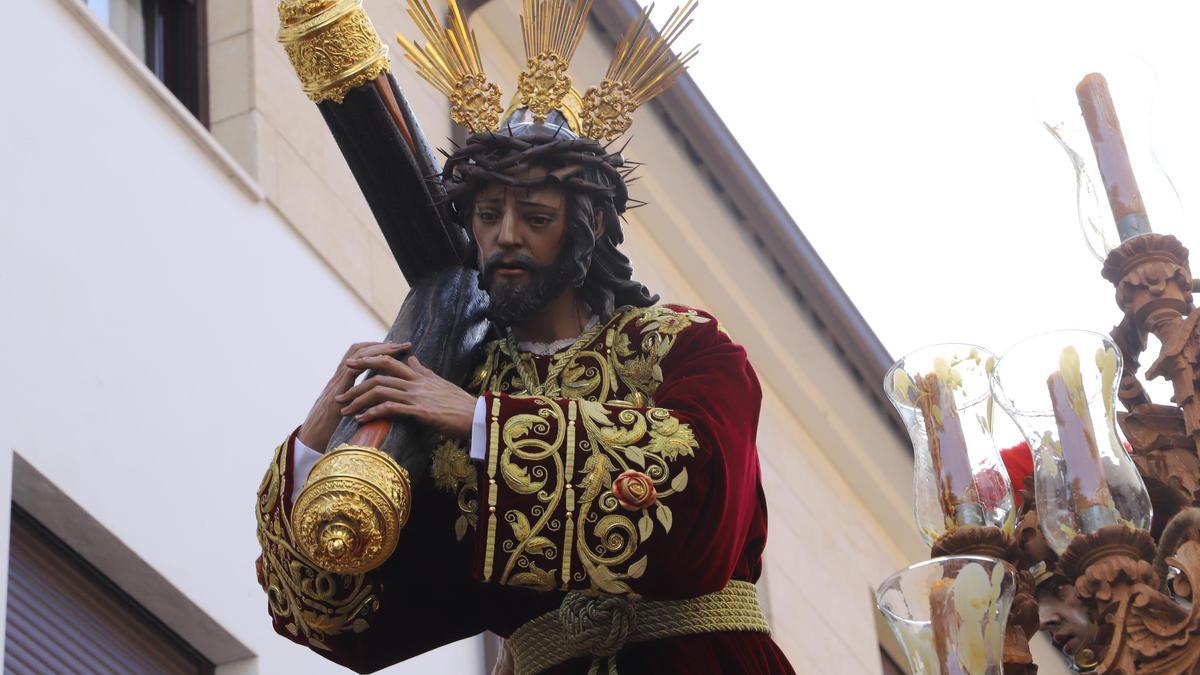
395, 0, 697, 141
277, 0, 391, 104
518, 0, 593, 122
395, 0, 503, 133
581, 0, 699, 141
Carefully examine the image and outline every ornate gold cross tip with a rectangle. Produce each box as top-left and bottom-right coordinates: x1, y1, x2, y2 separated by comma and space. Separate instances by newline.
277, 0, 392, 104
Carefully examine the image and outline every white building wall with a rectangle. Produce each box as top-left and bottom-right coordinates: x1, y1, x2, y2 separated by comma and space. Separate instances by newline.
0, 1, 479, 672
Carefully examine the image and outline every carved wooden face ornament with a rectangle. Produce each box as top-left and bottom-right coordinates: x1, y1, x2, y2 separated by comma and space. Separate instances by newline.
1037, 583, 1100, 667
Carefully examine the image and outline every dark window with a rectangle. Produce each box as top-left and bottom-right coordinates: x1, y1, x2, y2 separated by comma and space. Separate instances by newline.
85, 0, 209, 126
4, 505, 214, 674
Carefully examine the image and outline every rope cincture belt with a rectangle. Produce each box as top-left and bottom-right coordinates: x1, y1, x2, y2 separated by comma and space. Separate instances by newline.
506, 580, 771, 675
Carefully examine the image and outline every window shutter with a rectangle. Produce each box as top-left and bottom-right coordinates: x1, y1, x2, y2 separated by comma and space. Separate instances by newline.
4, 507, 213, 674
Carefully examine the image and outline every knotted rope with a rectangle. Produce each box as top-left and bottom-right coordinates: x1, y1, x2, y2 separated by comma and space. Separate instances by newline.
559, 592, 637, 659
506, 580, 770, 675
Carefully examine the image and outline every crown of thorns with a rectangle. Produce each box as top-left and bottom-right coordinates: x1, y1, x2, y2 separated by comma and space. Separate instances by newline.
439, 130, 647, 214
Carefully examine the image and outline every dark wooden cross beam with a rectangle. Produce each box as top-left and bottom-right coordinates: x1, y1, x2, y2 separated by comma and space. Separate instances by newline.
315, 73, 490, 472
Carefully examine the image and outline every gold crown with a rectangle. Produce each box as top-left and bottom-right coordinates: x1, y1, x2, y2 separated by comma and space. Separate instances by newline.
396, 0, 698, 140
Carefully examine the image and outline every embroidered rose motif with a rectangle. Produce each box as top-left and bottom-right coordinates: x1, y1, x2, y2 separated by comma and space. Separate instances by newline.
613, 470, 657, 511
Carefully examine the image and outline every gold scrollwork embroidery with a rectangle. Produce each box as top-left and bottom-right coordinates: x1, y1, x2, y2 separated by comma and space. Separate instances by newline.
256, 441, 380, 649
572, 400, 697, 594
475, 306, 709, 594
482, 305, 707, 404
430, 439, 479, 541
498, 398, 566, 591
612, 306, 710, 402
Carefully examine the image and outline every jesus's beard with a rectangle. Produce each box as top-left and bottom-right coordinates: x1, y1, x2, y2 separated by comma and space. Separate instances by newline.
479, 246, 578, 329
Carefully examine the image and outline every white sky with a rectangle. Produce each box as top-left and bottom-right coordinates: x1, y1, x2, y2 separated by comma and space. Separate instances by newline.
647, 0, 1198, 401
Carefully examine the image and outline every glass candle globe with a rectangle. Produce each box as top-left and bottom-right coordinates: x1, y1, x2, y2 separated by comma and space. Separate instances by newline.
876, 555, 1015, 675
990, 330, 1151, 554
885, 344, 1016, 546
1036, 55, 1185, 261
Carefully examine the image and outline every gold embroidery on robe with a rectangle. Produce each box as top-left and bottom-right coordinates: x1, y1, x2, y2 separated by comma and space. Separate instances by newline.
476, 305, 707, 594
430, 439, 479, 541
256, 440, 380, 649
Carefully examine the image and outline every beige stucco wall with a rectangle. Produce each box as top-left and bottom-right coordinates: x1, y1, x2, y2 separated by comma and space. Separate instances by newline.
207, 0, 418, 317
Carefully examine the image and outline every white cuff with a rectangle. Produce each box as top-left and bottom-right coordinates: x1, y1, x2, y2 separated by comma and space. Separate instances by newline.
469, 396, 488, 461
290, 435, 324, 504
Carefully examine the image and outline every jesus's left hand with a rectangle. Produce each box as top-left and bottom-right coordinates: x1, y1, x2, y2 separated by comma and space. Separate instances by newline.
335, 354, 476, 439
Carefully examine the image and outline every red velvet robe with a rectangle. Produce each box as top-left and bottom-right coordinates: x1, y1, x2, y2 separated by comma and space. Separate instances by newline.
255, 305, 794, 674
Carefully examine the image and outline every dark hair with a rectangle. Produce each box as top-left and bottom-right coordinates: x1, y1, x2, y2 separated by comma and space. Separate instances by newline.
446, 132, 657, 319
557, 168, 657, 318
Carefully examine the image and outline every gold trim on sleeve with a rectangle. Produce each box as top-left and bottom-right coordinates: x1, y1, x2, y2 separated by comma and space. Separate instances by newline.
256, 439, 382, 648
277, 0, 391, 104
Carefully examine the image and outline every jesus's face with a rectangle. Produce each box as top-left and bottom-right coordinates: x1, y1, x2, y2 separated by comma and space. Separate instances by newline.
471, 169, 575, 327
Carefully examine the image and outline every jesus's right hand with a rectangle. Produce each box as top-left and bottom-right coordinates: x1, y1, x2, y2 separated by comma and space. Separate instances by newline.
297, 341, 412, 452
